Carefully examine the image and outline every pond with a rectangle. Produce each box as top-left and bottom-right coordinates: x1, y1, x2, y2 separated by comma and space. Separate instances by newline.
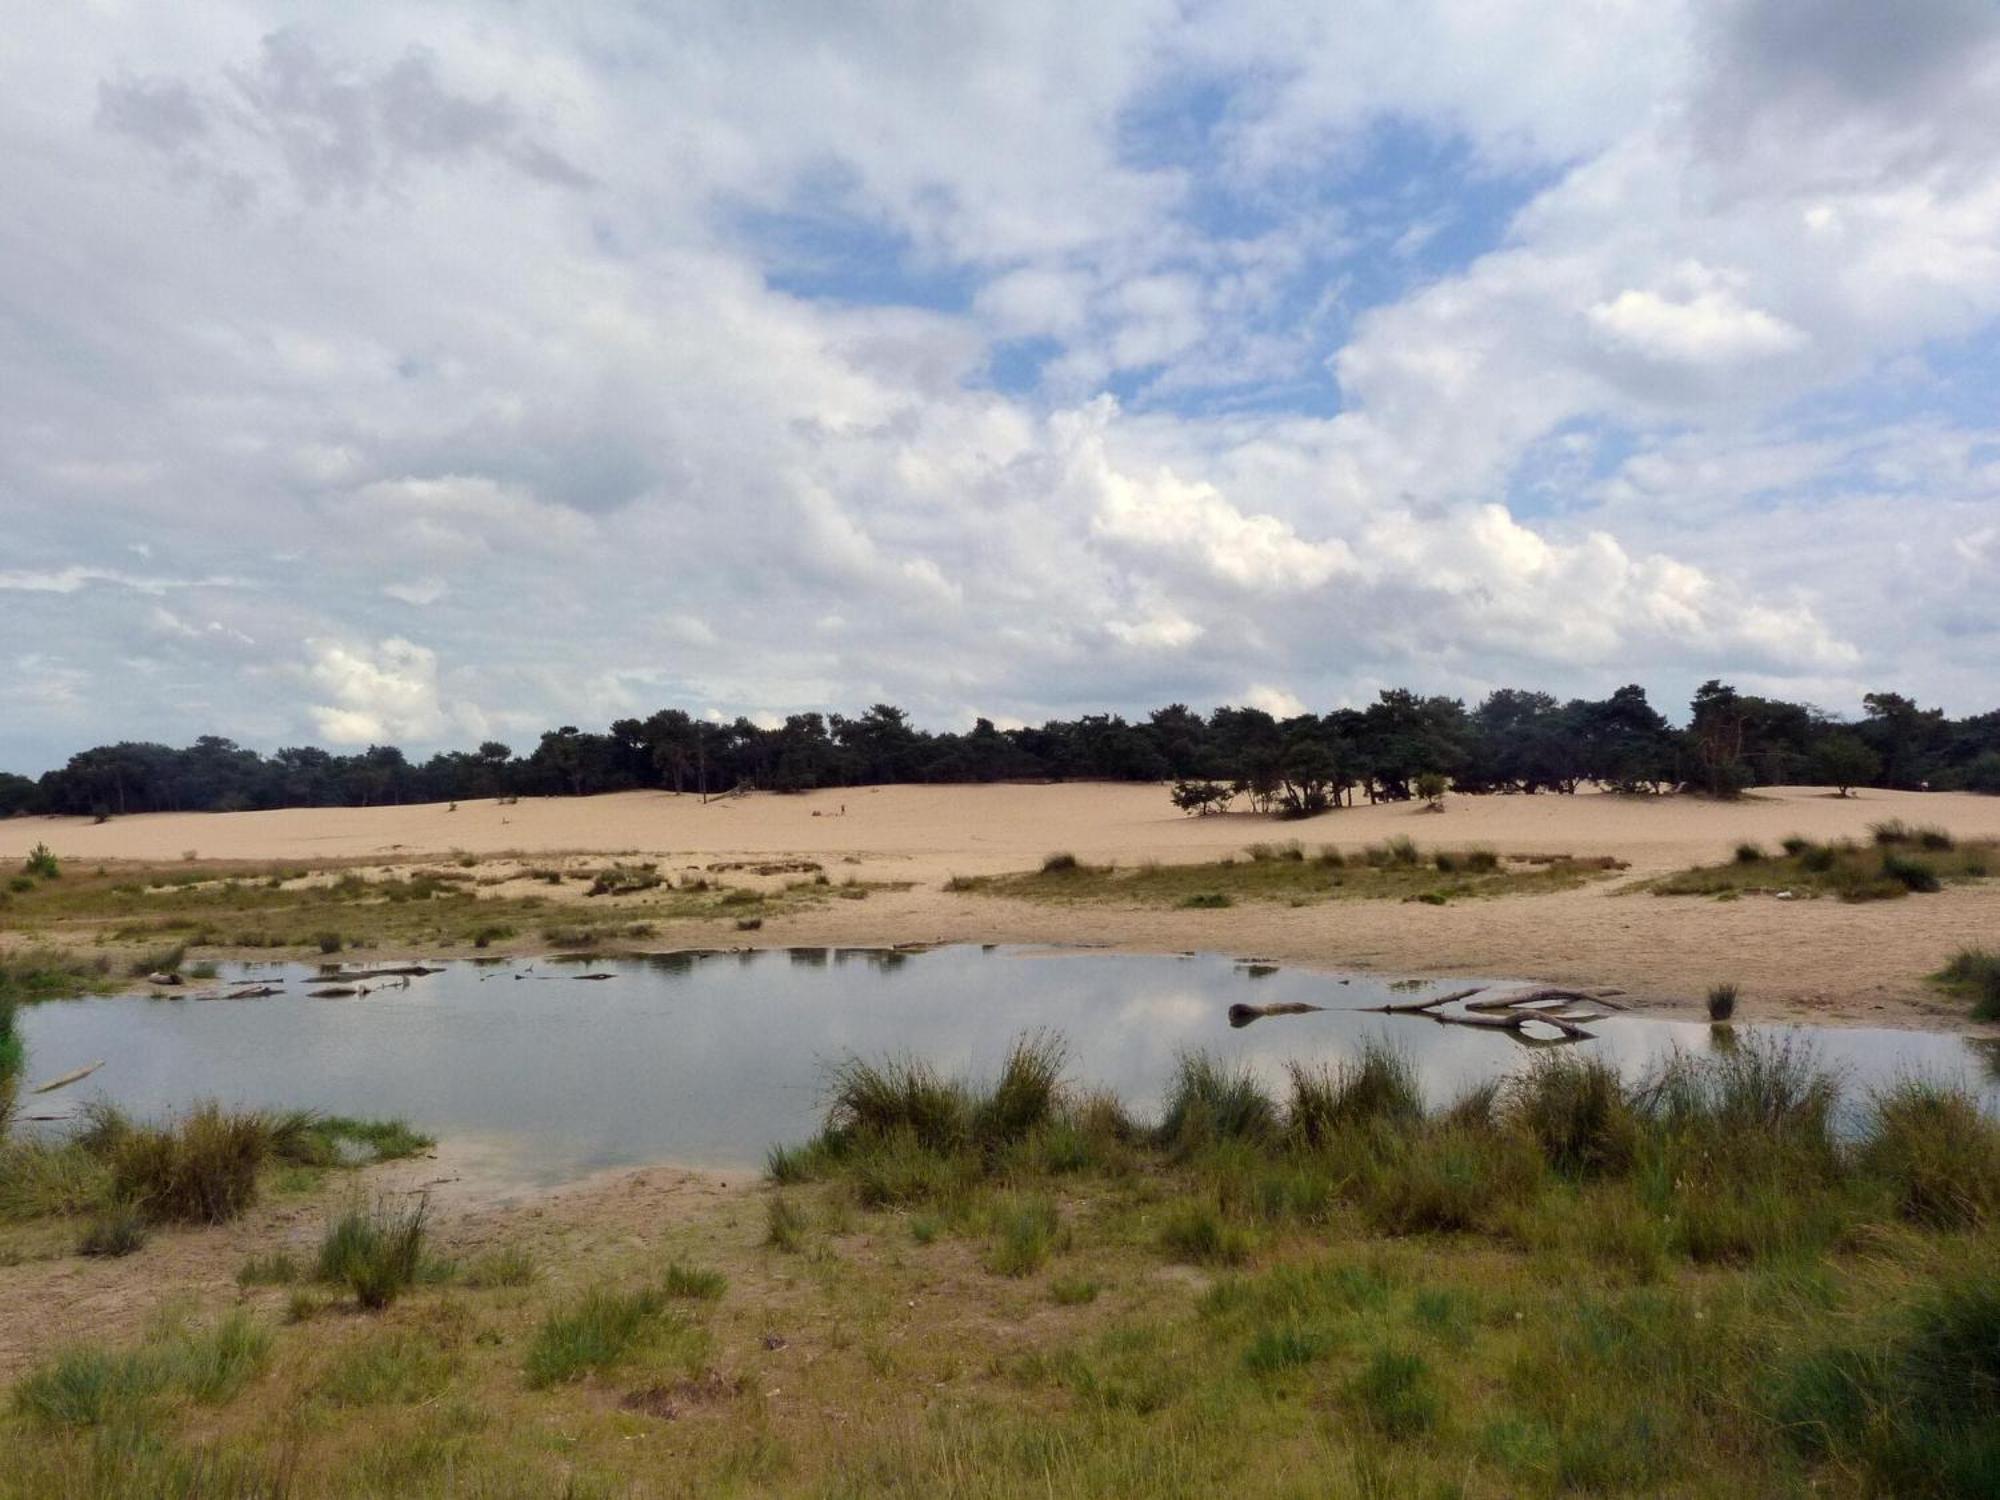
16, 946, 1998, 1188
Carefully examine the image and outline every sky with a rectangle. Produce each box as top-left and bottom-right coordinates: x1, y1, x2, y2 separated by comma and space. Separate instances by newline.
4, 0, 2000, 772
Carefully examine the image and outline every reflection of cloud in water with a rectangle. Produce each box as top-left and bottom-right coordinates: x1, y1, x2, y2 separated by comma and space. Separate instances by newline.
18, 948, 1998, 1184
1112, 991, 1210, 1029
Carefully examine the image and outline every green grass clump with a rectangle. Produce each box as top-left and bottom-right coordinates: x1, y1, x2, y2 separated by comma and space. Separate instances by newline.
315, 1330, 457, 1407
826, 1054, 971, 1154
237, 1250, 301, 1287
22, 842, 60, 879
1511, 1055, 1637, 1179
971, 1031, 1066, 1150
1932, 947, 2000, 1021
1284, 1041, 1422, 1145
525, 1283, 675, 1388
661, 1261, 728, 1300
108, 1103, 268, 1224
76, 1205, 149, 1258
464, 1245, 539, 1289
1733, 842, 1764, 864
1707, 982, 1739, 1021
765, 1193, 809, 1252
984, 1195, 1066, 1277
1179, 891, 1233, 908
1159, 1199, 1252, 1266
315, 1198, 429, 1310
12, 1311, 270, 1428
1349, 1348, 1440, 1437
1159, 1051, 1277, 1154
1880, 850, 1942, 893
1859, 1079, 2000, 1230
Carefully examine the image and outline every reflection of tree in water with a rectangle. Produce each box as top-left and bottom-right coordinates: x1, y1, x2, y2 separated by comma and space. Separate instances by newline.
1708, 1023, 1739, 1054
1969, 1038, 2000, 1083
787, 948, 830, 968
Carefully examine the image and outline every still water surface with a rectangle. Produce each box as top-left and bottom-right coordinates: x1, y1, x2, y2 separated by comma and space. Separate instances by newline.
18, 947, 1998, 1186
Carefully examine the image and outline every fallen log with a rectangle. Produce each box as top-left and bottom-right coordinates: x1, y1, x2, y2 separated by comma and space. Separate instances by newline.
309, 986, 359, 998
31, 1060, 105, 1094
225, 986, 284, 999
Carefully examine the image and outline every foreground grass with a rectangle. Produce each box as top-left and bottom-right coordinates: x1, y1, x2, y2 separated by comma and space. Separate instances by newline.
5, 1034, 1998, 1497
1649, 827, 1997, 903
950, 841, 1618, 909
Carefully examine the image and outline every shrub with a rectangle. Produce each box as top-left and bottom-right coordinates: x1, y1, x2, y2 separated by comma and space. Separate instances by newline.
1707, 982, 1738, 1022
472, 924, 514, 949
315, 931, 343, 955
1180, 890, 1233, 908
1780, 835, 1811, 856
1870, 819, 1913, 846
108, 1103, 267, 1224
315, 1198, 429, 1310
1510, 1056, 1636, 1179
22, 842, 59, 879
525, 1283, 673, 1388
1916, 826, 1956, 851
1159, 1051, 1277, 1153
1464, 848, 1500, 873
1733, 842, 1764, 864
76, 1206, 149, 1258
1040, 852, 1080, 874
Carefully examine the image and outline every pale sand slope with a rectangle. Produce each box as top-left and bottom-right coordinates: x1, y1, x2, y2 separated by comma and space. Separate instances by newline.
7, 784, 2000, 1031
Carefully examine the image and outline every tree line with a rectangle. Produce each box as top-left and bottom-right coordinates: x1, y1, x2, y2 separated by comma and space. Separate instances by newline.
3, 682, 1997, 821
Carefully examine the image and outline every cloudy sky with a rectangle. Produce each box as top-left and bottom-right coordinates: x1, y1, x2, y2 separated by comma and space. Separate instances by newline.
5, 1, 1999, 771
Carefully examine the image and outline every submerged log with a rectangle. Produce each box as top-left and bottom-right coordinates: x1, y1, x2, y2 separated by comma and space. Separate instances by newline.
225, 985, 283, 999
309, 986, 359, 998
1227, 1001, 1325, 1029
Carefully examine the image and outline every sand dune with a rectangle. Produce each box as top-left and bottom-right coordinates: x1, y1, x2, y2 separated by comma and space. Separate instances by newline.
7, 783, 1999, 1031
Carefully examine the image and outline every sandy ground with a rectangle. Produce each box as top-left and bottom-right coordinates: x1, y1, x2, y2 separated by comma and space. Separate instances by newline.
7, 782, 2000, 1030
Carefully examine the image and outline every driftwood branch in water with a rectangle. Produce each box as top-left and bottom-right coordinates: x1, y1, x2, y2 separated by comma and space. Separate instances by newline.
1363, 984, 1611, 1045
31, 1060, 104, 1094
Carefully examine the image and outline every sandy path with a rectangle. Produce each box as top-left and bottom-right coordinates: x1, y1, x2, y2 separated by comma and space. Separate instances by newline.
6, 783, 1999, 1031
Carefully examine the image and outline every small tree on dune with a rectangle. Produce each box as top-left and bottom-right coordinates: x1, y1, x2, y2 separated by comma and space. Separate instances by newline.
1809, 732, 1881, 798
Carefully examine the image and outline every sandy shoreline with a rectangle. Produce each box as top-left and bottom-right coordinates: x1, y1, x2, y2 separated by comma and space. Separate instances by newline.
7, 781, 1999, 1033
